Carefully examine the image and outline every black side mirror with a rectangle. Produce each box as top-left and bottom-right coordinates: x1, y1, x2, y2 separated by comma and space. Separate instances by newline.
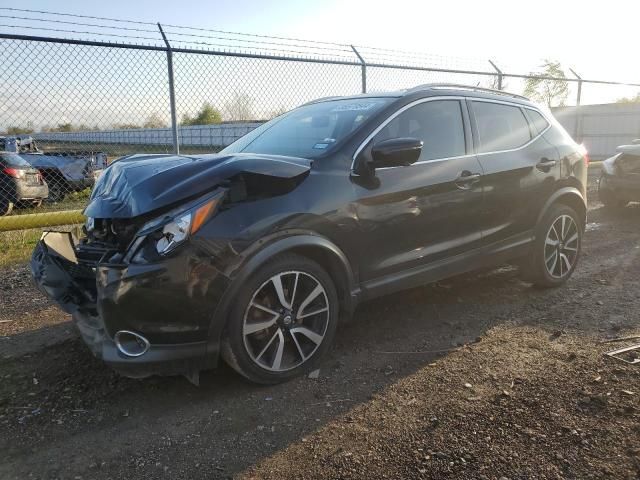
370, 137, 422, 170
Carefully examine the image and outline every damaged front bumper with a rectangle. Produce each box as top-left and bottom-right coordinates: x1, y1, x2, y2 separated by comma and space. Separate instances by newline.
31, 231, 227, 378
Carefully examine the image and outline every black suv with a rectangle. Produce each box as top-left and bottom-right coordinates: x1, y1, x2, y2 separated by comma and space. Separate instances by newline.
32, 85, 587, 384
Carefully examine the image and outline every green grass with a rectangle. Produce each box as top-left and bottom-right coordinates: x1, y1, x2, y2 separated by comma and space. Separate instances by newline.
0, 225, 82, 267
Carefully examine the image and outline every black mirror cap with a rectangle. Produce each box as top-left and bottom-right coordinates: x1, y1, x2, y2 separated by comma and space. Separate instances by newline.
370, 137, 423, 170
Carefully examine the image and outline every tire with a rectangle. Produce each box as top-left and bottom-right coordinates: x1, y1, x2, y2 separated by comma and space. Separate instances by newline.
598, 174, 627, 210
0, 197, 14, 216
221, 253, 339, 384
520, 203, 583, 288
46, 179, 67, 203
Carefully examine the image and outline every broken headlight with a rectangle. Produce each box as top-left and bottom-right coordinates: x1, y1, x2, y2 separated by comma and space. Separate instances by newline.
155, 212, 192, 255
135, 191, 223, 258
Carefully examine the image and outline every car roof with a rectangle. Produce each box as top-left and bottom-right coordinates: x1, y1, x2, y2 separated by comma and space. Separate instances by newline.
304, 83, 537, 109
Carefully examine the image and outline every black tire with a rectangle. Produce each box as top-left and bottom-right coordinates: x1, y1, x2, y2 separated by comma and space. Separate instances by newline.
221, 253, 339, 384
520, 203, 583, 288
0, 197, 14, 216
46, 179, 67, 203
598, 174, 627, 210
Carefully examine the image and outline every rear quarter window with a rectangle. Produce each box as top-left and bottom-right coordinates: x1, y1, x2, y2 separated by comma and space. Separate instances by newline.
526, 109, 550, 135
473, 101, 532, 153
0, 153, 31, 167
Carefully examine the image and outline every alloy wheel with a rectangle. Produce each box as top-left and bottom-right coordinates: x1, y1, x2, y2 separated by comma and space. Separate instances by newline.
242, 270, 330, 372
544, 214, 579, 279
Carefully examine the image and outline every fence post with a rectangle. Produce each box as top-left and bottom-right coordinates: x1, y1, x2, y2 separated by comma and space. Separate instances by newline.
351, 45, 367, 94
158, 23, 180, 155
570, 68, 583, 142
488, 60, 503, 90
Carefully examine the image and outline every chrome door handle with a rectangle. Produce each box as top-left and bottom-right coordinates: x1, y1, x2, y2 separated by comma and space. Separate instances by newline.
536, 158, 557, 172
454, 172, 481, 189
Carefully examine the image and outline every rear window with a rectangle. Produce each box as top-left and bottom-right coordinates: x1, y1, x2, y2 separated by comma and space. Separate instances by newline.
526, 109, 550, 135
473, 102, 532, 153
0, 153, 31, 167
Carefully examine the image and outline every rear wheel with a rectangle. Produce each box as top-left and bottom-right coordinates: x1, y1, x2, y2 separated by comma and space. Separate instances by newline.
0, 197, 13, 216
521, 203, 582, 288
221, 254, 339, 384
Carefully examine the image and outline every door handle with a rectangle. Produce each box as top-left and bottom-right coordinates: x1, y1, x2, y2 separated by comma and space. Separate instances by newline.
454, 171, 481, 189
536, 158, 557, 172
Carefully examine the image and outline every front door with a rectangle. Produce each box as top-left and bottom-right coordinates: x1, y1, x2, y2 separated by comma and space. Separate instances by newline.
351, 98, 485, 283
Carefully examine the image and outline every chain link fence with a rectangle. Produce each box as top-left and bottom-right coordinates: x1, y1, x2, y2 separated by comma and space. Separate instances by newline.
1, 12, 640, 265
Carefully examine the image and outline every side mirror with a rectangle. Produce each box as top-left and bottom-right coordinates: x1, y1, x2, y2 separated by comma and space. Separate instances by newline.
370, 137, 423, 170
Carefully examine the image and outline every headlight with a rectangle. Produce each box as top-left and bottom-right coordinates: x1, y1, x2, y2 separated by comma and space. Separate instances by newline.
135, 192, 223, 258
155, 212, 192, 255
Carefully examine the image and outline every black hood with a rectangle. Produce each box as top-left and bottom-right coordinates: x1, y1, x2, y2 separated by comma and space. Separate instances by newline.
84, 153, 312, 218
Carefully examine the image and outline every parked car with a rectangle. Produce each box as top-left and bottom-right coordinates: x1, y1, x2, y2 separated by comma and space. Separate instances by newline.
31, 85, 588, 384
0, 152, 49, 216
598, 140, 640, 208
1, 135, 107, 202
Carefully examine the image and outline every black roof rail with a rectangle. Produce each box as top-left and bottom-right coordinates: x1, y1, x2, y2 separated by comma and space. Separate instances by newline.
404, 83, 528, 101
300, 95, 344, 106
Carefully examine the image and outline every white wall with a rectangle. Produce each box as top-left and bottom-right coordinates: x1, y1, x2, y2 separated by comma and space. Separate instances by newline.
553, 103, 640, 160
34, 122, 263, 148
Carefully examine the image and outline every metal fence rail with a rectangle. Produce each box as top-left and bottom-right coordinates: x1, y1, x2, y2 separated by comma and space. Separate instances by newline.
1, 11, 640, 239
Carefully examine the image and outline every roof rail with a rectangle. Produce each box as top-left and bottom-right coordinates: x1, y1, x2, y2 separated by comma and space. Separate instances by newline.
300, 95, 344, 106
405, 83, 528, 100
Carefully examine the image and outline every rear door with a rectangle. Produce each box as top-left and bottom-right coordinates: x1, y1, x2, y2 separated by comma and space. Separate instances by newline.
352, 98, 485, 283
470, 100, 560, 248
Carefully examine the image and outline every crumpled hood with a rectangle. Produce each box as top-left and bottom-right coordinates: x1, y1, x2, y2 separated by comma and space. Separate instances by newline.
84, 152, 312, 218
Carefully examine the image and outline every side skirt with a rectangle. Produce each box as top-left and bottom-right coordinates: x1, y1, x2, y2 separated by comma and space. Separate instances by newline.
359, 232, 533, 301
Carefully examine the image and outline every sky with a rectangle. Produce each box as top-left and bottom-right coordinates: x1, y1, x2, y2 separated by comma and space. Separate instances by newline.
1, 0, 640, 131
5, 0, 639, 83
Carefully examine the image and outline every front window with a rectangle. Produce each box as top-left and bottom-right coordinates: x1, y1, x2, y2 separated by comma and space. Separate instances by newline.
221, 98, 392, 158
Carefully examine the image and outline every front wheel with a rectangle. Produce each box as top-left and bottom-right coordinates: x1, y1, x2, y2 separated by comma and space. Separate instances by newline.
221, 254, 339, 384
521, 203, 583, 288
598, 174, 627, 210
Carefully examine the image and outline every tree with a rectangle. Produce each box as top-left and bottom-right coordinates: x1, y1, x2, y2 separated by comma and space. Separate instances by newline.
616, 92, 640, 103
523, 60, 569, 107
112, 123, 141, 130
143, 112, 168, 128
225, 92, 254, 121
5, 122, 34, 135
181, 102, 222, 126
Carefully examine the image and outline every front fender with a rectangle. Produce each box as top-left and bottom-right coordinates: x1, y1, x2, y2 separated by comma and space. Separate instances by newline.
601, 154, 619, 176
205, 233, 358, 361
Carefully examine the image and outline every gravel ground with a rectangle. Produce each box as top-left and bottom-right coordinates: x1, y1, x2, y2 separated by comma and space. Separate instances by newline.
1, 196, 639, 479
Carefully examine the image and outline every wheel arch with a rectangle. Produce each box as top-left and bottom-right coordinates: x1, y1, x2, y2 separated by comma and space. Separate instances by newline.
537, 187, 586, 231
206, 234, 359, 362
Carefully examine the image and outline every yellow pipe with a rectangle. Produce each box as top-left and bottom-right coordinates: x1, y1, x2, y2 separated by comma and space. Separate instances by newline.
0, 210, 85, 232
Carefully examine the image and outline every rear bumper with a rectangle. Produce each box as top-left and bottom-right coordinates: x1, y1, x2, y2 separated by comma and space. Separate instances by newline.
15, 182, 48, 200
30, 232, 228, 378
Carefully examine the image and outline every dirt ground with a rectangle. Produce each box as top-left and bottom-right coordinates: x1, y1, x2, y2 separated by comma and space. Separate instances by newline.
1, 195, 640, 479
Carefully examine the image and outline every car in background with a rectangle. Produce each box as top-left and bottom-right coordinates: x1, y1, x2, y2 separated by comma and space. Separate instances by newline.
31, 85, 587, 384
0, 152, 49, 216
598, 140, 640, 209
1, 135, 107, 202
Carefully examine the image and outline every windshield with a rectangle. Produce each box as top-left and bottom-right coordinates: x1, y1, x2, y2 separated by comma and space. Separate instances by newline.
0, 153, 31, 168
221, 97, 392, 158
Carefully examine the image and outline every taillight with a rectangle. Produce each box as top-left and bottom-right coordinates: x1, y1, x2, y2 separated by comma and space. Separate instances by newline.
578, 144, 589, 165
2, 167, 25, 179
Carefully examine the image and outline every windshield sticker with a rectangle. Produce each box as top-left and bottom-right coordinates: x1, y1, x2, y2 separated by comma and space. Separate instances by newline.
331, 102, 379, 112
313, 143, 330, 149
